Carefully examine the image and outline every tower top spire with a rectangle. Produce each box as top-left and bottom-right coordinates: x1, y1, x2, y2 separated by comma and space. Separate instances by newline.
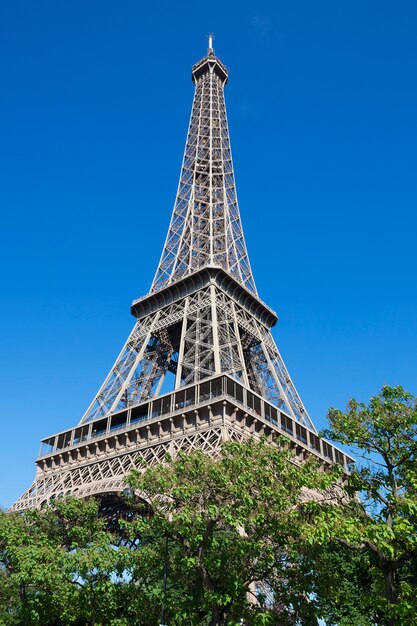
207, 33, 214, 54
192, 36, 228, 84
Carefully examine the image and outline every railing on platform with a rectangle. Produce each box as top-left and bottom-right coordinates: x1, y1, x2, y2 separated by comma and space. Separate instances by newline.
38, 374, 354, 469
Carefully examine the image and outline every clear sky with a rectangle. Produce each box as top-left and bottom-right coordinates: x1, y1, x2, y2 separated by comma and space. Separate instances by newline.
1, 1, 416, 509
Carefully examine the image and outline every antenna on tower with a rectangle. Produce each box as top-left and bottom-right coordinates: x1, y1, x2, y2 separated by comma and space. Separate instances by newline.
207, 33, 214, 54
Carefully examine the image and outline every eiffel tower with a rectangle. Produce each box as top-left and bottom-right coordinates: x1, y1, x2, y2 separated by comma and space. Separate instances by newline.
13, 38, 352, 512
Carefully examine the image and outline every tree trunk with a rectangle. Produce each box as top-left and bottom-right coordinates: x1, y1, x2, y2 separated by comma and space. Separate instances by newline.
18, 581, 26, 602
208, 604, 225, 626
382, 564, 397, 626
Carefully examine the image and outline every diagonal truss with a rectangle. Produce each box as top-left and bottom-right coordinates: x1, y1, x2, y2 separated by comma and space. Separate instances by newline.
80, 282, 315, 431
151, 51, 257, 295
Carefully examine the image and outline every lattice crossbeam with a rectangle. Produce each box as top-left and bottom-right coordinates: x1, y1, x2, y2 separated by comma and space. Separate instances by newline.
79, 283, 315, 430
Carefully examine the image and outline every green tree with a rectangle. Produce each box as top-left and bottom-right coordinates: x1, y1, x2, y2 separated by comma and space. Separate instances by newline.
125, 438, 338, 626
301, 541, 379, 625
311, 385, 417, 626
0, 497, 135, 625
3, 434, 398, 625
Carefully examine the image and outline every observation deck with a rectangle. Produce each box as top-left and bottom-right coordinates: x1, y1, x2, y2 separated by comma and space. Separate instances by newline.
37, 374, 353, 477
192, 52, 228, 84
132, 266, 277, 330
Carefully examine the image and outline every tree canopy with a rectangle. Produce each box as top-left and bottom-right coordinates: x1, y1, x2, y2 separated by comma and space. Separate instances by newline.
1, 385, 416, 625
124, 438, 337, 625
0, 497, 135, 625
310, 384, 417, 626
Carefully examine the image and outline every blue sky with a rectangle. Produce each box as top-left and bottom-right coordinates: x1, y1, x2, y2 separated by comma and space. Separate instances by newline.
1, 1, 416, 508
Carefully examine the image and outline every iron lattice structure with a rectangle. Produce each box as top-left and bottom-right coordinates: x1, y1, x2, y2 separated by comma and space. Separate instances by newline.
151, 52, 256, 295
13, 43, 353, 511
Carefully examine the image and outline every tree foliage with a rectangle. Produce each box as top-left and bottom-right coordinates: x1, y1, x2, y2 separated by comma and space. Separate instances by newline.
124, 438, 337, 625
0, 440, 340, 625
2, 387, 416, 626
310, 385, 417, 626
0, 498, 136, 625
